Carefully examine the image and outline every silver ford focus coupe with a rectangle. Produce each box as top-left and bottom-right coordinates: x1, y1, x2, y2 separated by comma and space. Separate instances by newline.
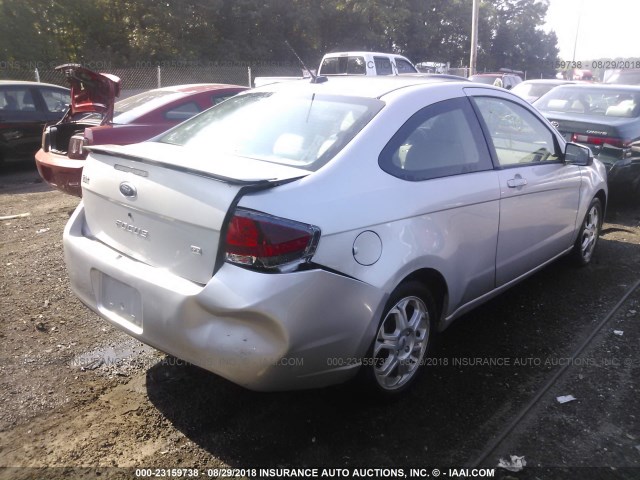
64, 77, 607, 396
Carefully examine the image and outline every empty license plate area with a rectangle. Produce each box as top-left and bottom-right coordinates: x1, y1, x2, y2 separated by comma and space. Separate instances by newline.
98, 273, 143, 334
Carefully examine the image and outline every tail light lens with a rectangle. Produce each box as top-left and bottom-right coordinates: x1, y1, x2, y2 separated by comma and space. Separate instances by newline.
224, 209, 320, 272
68, 133, 88, 159
572, 134, 627, 149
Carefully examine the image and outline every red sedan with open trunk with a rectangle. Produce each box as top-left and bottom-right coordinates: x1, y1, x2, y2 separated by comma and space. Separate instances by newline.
36, 64, 247, 196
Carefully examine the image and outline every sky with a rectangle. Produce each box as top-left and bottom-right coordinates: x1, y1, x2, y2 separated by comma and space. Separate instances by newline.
544, 0, 639, 60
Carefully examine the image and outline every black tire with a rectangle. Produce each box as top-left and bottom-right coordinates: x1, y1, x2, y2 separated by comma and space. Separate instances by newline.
360, 281, 437, 398
571, 197, 602, 266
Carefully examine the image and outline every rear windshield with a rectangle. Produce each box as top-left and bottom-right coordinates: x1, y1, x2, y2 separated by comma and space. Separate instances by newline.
606, 70, 640, 85
534, 87, 640, 118
511, 82, 560, 99
469, 75, 500, 85
113, 90, 176, 122
319, 56, 367, 75
157, 91, 384, 171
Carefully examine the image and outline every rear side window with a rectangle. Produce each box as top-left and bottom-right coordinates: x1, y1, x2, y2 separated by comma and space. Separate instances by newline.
374, 57, 393, 75
0, 87, 37, 111
379, 97, 492, 181
41, 88, 70, 113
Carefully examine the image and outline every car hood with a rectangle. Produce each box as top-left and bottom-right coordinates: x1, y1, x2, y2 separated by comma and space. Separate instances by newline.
55, 64, 121, 123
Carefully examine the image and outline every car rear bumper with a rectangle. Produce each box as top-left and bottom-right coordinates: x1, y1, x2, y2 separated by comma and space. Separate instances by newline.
35, 149, 83, 197
63, 204, 383, 391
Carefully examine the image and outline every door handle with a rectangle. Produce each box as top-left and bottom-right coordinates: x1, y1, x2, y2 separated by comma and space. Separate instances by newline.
507, 175, 528, 188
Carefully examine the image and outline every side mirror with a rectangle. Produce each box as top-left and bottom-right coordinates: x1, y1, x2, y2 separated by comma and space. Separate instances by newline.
564, 142, 593, 166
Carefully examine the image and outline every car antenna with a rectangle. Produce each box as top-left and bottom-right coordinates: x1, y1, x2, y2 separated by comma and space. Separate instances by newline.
284, 40, 327, 84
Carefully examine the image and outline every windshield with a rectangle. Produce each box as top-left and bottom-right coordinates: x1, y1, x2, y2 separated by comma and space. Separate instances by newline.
158, 91, 384, 171
534, 87, 640, 118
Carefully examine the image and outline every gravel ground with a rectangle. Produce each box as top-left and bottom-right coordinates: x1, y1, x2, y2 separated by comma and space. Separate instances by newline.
0, 162, 639, 480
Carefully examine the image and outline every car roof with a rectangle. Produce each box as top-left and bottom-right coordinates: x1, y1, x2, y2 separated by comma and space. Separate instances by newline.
0, 80, 68, 90
550, 83, 640, 92
255, 76, 470, 99
518, 79, 574, 85
152, 83, 246, 94
322, 52, 411, 58
471, 72, 519, 77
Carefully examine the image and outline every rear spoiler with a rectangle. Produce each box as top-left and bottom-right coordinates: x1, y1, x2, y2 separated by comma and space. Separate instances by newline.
86, 145, 306, 187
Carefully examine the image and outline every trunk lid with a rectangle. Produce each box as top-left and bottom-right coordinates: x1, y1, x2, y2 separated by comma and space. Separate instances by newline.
545, 112, 633, 157
55, 64, 121, 124
81, 142, 309, 284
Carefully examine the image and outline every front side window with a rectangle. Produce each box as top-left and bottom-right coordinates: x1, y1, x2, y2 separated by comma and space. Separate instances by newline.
159, 92, 384, 171
396, 59, 418, 74
379, 97, 492, 181
473, 96, 560, 167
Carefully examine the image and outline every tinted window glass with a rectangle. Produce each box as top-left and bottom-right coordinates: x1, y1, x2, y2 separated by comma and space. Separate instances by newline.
473, 97, 560, 166
379, 97, 492, 181
374, 57, 393, 76
0, 87, 36, 111
165, 102, 200, 121
396, 59, 417, 74
319, 56, 366, 75
212, 94, 234, 105
41, 88, 70, 113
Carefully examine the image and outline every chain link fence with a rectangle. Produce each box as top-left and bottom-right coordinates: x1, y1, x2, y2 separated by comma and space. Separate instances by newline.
0, 62, 305, 97
1, 61, 472, 97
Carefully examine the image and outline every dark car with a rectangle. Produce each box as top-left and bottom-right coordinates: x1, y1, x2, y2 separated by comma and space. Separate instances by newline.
534, 83, 640, 198
511, 79, 576, 103
469, 69, 523, 90
0, 81, 70, 164
36, 64, 247, 196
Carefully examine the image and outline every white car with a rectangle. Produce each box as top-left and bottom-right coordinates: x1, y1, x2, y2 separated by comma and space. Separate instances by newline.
64, 77, 607, 396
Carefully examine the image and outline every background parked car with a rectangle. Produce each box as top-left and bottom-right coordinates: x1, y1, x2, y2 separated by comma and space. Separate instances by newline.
64, 77, 606, 398
469, 69, 523, 90
36, 64, 247, 196
605, 69, 640, 85
511, 79, 575, 103
0, 81, 69, 164
534, 83, 640, 198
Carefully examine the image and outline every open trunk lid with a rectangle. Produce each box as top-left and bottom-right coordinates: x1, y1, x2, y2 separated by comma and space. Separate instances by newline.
55, 64, 121, 124
81, 142, 309, 284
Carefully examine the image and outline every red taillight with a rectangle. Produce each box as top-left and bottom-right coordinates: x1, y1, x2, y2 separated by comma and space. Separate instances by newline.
572, 134, 627, 149
225, 209, 320, 271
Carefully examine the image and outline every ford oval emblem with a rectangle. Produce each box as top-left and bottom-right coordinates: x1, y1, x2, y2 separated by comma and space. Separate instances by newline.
119, 181, 137, 199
